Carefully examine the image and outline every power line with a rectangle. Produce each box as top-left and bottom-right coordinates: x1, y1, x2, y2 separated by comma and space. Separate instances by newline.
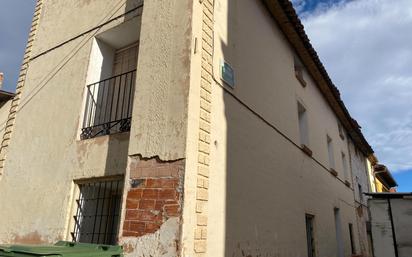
30, 2, 144, 61
215, 79, 354, 190
0, 1, 144, 130
20, 2, 144, 111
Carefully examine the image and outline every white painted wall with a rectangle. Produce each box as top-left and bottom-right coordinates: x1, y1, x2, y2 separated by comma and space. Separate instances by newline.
206, 1, 361, 256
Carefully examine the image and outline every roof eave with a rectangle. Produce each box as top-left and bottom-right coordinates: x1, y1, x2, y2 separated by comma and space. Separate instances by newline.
261, 0, 374, 156
0, 90, 15, 103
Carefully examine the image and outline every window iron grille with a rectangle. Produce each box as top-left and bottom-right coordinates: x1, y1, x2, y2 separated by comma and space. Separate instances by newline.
81, 70, 136, 139
71, 177, 123, 245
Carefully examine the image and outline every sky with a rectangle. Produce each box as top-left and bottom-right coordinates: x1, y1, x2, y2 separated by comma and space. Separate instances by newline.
0, 0, 36, 92
292, 0, 412, 192
0, 0, 411, 191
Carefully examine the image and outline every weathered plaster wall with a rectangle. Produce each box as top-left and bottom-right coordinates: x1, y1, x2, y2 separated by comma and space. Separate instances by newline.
349, 139, 370, 205
370, 198, 412, 257
348, 139, 373, 257
0, 0, 141, 244
206, 0, 360, 256
0, 0, 195, 255
0, 0, 43, 174
128, 0, 194, 161
390, 198, 412, 257
121, 218, 181, 257
119, 0, 195, 255
369, 199, 396, 257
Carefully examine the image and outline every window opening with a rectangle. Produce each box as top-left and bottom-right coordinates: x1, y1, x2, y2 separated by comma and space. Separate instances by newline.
349, 223, 356, 254
327, 135, 335, 170
72, 177, 123, 245
306, 214, 316, 257
298, 102, 309, 147
81, 43, 138, 139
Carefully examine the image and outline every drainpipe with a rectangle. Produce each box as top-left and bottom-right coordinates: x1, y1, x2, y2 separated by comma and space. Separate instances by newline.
387, 198, 399, 257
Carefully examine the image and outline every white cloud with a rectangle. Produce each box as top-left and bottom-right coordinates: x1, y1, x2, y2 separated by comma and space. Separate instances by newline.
291, 0, 306, 13
300, 0, 412, 172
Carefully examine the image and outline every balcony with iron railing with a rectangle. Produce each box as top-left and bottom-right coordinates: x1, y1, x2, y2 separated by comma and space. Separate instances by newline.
81, 70, 136, 139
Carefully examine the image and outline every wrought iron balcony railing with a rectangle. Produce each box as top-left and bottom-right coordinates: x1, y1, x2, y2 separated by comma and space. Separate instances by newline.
81, 70, 136, 139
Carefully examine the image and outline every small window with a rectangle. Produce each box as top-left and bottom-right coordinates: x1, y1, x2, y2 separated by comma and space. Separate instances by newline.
349, 223, 356, 254
305, 214, 316, 257
298, 102, 309, 147
334, 208, 344, 257
80, 16, 141, 140
342, 152, 349, 181
81, 43, 138, 139
338, 122, 345, 140
72, 177, 123, 245
327, 135, 335, 170
294, 57, 307, 87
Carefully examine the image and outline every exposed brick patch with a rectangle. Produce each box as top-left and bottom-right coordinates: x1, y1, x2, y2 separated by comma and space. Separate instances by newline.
123, 157, 184, 237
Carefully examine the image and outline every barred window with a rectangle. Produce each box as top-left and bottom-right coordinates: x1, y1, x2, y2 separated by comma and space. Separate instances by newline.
72, 177, 123, 245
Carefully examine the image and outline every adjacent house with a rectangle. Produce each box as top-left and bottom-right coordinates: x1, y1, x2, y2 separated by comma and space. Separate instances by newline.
366, 155, 397, 193
0, 1, 387, 257
373, 164, 398, 193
